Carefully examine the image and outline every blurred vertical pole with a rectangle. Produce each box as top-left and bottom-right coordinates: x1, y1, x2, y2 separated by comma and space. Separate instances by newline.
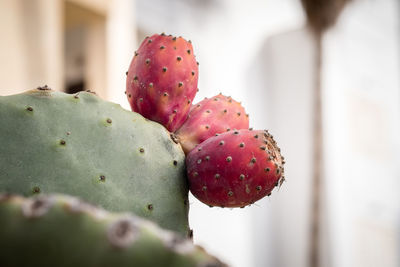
0, 0, 28, 94
310, 30, 323, 267
85, 15, 107, 96
21, 0, 64, 90
300, 1, 350, 267
106, 0, 136, 108
38, 0, 64, 91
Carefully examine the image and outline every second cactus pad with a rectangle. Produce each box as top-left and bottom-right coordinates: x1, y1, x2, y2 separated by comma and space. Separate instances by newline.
0, 193, 224, 267
0, 88, 189, 235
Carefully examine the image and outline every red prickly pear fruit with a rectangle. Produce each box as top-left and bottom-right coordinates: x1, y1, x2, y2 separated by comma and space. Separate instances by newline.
175, 94, 249, 154
186, 129, 285, 208
126, 33, 199, 132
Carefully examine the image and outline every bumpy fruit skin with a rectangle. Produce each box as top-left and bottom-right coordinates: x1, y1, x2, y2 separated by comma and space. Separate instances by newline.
176, 94, 249, 154
0, 88, 188, 235
186, 129, 285, 208
126, 33, 199, 132
0, 193, 226, 267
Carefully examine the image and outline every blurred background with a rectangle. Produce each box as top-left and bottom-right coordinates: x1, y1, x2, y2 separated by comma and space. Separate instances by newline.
0, 0, 399, 266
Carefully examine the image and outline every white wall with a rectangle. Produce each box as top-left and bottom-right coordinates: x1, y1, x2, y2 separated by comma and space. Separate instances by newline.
322, 0, 400, 266
248, 1, 400, 266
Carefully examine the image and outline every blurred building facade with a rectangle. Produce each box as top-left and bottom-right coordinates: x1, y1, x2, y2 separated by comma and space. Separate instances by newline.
0, 0, 135, 108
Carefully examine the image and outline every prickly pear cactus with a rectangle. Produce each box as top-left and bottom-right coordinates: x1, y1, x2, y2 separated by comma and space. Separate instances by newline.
0, 193, 225, 267
0, 88, 189, 235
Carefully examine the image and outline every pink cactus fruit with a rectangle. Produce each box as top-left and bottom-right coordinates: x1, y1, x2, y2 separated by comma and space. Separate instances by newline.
186, 129, 285, 208
126, 33, 199, 132
175, 94, 249, 154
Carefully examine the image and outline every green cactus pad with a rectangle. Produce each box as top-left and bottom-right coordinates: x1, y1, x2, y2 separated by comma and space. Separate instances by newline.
0, 193, 225, 267
0, 88, 188, 235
